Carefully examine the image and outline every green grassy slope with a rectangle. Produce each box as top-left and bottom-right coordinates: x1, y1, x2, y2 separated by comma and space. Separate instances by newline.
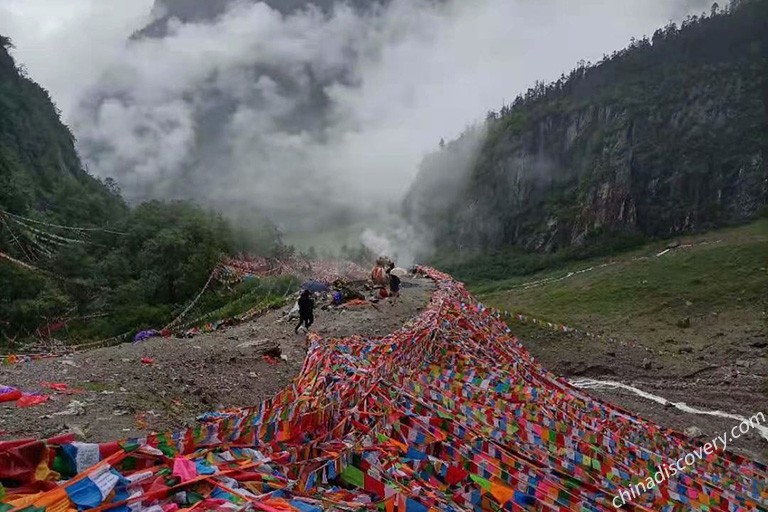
478, 220, 767, 327
472, 220, 767, 368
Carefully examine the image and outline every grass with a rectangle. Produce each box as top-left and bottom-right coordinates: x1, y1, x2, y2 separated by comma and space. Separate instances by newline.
179, 275, 299, 330
471, 219, 768, 332
51, 275, 300, 344
464, 219, 768, 400
433, 230, 648, 287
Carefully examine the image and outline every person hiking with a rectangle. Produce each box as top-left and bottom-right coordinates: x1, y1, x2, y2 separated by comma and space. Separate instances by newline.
295, 289, 314, 333
386, 264, 401, 305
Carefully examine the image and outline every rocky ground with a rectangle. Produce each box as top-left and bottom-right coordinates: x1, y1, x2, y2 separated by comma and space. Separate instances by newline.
507, 291, 768, 464
3, 261, 768, 467
0, 277, 434, 442
475, 222, 768, 464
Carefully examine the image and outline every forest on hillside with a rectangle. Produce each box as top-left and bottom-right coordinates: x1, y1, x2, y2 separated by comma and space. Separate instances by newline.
0, 37, 285, 347
406, 0, 768, 272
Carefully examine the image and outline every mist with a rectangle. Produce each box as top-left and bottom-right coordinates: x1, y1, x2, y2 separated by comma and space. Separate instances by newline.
0, 0, 713, 261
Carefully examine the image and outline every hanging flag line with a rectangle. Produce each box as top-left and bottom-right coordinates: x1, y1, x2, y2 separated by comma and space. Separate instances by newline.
12, 219, 100, 246
1, 267, 766, 512
1, 257, 351, 365
500, 310, 662, 355
0, 208, 127, 235
0, 213, 36, 262
0, 250, 106, 290
163, 265, 222, 331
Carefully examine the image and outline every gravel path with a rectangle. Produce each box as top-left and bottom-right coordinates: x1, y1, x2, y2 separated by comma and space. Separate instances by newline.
0, 277, 434, 442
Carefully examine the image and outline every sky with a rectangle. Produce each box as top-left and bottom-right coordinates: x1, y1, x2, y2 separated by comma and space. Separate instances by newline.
0, 0, 713, 258
0, 0, 154, 115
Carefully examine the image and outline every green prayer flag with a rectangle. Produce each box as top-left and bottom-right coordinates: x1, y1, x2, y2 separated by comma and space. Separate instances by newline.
341, 465, 365, 489
186, 491, 204, 505
121, 439, 141, 452
470, 473, 492, 491
51, 452, 73, 478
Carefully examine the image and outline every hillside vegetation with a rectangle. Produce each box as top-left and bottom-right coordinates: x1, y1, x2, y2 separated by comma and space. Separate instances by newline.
474, 219, 767, 389
406, 0, 768, 260
477, 219, 767, 326
0, 38, 281, 348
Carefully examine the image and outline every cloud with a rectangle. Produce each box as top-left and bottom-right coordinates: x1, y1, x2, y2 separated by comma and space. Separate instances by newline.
1, 0, 713, 257
0, 0, 153, 115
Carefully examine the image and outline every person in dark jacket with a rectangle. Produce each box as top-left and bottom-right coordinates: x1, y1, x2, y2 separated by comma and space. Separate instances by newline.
386, 264, 401, 306
295, 289, 314, 333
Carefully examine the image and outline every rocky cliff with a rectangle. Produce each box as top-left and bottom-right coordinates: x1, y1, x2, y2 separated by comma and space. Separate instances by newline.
405, 0, 768, 254
0, 37, 124, 224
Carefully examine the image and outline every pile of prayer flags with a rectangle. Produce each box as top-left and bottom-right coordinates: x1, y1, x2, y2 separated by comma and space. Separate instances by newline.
1, 268, 766, 511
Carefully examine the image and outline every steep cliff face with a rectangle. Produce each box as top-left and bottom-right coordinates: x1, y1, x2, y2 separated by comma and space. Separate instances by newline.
0, 38, 124, 224
405, 0, 768, 254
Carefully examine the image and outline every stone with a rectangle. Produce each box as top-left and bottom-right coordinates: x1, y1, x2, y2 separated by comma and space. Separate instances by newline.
65, 424, 88, 440
677, 317, 691, 329
52, 400, 86, 417
684, 426, 704, 439
236, 338, 270, 349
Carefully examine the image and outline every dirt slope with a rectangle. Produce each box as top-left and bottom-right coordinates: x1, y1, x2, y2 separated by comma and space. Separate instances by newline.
482, 222, 768, 463
0, 277, 434, 442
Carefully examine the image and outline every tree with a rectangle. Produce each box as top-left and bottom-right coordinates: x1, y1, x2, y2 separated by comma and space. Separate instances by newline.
104, 177, 121, 197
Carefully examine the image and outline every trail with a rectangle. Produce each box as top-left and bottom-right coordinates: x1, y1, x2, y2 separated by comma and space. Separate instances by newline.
570, 378, 768, 441
510, 238, 728, 291
0, 276, 434, 442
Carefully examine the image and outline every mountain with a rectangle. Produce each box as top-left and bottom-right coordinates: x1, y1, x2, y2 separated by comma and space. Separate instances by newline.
0, 37, 125, 226
405, 0, 768, 255
135, 0, 387, 39
78, 0, 392, 231
0, 38, 275, 345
